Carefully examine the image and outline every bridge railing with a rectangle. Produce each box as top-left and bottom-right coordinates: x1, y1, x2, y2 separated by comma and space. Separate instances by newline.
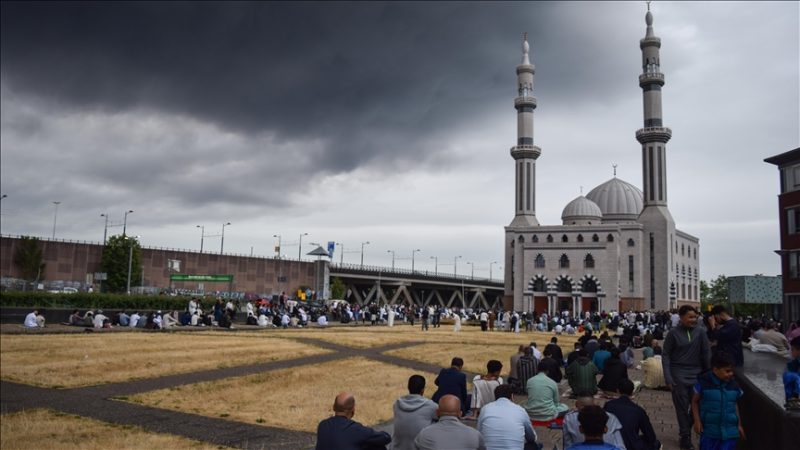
330, 262, 503, 285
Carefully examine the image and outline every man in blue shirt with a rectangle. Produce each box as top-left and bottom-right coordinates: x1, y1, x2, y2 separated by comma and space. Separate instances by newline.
477, 384, 537, 450
315, 392, 391, 450
604, 379, 661, 450
432, 357, 470, 415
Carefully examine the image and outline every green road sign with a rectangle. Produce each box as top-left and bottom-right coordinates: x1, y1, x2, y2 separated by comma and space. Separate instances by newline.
169, 274, 233, 282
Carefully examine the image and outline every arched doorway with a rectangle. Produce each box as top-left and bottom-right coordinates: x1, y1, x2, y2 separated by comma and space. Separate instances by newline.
581, 277, 598, 314
556, 277, 573, 314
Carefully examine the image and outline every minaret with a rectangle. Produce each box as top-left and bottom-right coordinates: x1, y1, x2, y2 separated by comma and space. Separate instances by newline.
509, 33, 540, 227
505, 33, 540, 312
636, 3, 676, 311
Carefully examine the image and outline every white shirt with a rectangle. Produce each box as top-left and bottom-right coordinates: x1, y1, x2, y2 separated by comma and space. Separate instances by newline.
477, 397, 537, 450
480, 312, 489, 321
532, 347, 543, 361
153, 315, 162, 328
93, 314, 107, 328
130, 314, 140, 328
24, 312, 38, 328
188, 300, 197, 315
258, 314, 269, 327
317, 315, 328, 326
281, 314, 290, 325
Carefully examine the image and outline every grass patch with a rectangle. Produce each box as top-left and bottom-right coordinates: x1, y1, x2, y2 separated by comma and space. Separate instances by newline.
0, 333, 329, 388
127, 357, 437, 433
0, 408, 225, 449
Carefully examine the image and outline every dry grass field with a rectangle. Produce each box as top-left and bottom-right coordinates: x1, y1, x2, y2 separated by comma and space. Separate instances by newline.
0, 333, 330, 388
127, 357, 437, 433
0, 408, 225, 450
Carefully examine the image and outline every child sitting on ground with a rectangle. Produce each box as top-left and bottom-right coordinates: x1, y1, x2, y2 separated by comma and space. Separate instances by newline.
691, 352, 744, 450
784, 336, 800, 410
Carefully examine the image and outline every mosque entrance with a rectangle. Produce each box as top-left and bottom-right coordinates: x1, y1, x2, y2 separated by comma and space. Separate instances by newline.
581, 297, 598, 313
557, 296, 572, 313
533, 296, 548, 314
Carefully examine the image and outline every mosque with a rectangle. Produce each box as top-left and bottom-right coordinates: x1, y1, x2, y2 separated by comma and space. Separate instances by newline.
503, 6, 700, 315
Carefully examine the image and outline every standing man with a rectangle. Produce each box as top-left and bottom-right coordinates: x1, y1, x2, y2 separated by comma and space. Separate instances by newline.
662, 305, 710, 450
480, 310, 489, 332
432, 357, 470, 416
707, 305, 743, 367
315, 392, 391, 450
392, 375, 437, 450
421, 306, 430, 331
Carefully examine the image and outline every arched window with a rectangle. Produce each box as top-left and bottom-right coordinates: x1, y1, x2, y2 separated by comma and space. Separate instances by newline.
518, 235, 525, 243
606, 234, 614, 242
561, 234, 569, 243
532, 234, 539, 243
577, 234, 584, 243
592, 234, 599, 242
534, 254, 545, 268
584, 254, 595, 269
546, 234, 554, 243
676, 263, 679, 273
627, 238, 635, 247
675, 242, 678, 253
682, 265, 686, 276
533, 278, 546, 292
681, 244, 685, 256
559, 254, 570, 269
557, 278, 572, 292
694, 248, 697, 259
582, 278, 597, 293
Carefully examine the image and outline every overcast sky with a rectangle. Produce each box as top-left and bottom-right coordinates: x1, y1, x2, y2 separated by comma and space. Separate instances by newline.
1, 1, 797, 281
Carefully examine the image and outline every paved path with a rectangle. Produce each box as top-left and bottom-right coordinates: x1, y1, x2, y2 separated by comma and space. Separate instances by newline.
1, 331, 685, 450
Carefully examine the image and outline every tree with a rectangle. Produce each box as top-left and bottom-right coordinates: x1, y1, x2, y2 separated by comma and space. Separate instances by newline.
100, 235, 142, 293
13, 236, 45, 284
330, 277, 346, 299
701, 275, 729, 311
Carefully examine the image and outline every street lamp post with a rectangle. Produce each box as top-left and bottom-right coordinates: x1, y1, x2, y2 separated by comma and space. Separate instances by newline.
126, 235, 141, 295
273, 234, 282, 259
196, 225, 205, 253
298, 232, 308, 260
123, 210, 134, 236
489, 261, 498, 280
467, 261, 474, 280
360, 241, 370, 268
51, 201, 61, 239
220, 222, 231, 254
454, 255, 462, 277
430, 256, 438, 275
387, 250, 396, 271
101, 213, 109, 245
411, 249, 421, 272
336, 242, 343, 265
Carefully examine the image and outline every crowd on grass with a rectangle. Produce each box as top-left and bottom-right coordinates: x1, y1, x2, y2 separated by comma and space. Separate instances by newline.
311, 305, 800, 450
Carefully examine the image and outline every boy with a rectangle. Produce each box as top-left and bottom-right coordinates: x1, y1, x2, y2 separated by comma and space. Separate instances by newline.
691, 352, 744, 450
784, 336, 800, 410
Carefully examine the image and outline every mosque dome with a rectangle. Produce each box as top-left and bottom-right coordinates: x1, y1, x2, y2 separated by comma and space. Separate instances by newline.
561, 196, 602, 225
585, 177, 644, 222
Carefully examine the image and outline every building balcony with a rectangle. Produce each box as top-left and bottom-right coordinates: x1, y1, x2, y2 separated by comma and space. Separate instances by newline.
639, 72, 665, 86
514, 96, 538, 108
510, 144, 541, 160
635, 126, 672, 144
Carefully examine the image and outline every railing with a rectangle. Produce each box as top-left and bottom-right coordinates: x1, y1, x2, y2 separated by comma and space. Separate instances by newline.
638, 72, 664, 84
330, 262, 504, 285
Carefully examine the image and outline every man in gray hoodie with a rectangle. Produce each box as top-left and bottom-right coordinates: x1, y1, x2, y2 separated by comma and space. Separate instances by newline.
391, 374, 438, 450
662, 305, 710, 450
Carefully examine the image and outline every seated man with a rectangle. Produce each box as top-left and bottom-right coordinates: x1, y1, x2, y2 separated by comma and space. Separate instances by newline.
116, 310, 130, 327
566, 405, 623, 450
392, 375, 437, 450
539, 350, 563, 383
563, 394, 625, 450
471, 360, 504, 418
567, 342, 582, 367
545, 337, 565, 366
592, 342, 612, 372
598, 348, 629, 394
162, 311, 180, 328
508, 345, 526, 388
432, 357, 470, 416
566, 349, 599, 397
315, 392, 391, 450
524, 366, 569, 421
514, 346, 538, 394
604, 379, 661, 450
641, 347, 667, 389
23, 309, 44, 328
129, 311, 141, 328
69, 309, 85, 326
478, 384, 537, 450
317, 314, 328, 327
415, 395, 485, 450
93, 310, 109, 329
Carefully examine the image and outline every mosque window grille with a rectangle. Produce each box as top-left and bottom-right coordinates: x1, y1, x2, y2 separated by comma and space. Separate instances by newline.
562, 234, 569, 243
606, 234, 614, 243
534, 254, 545, 268
547, 234, 554, 243
577, 234, 584, 243
627, 238, 635, 247
559, 254, 570, 269
592, 234, 599, 243
532, 234, 539, 243
584, 254, 595, 269
681, 244, 685, 256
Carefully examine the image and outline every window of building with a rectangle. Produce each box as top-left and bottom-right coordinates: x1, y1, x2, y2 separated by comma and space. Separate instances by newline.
557, 278, 572, 292
694, 248, 697, 259
584, 254, 595, 269
681, 243, 684, 256
628, 255, 634, 292
532, 234, 539, 243
562, 234, 569, 243
582, 278, 597, 293
682, 283, 686, 299
533, 278, 546, 292
791, 252, 800, 279
559, 254, 570, 269
607, 234, 614, 242
627, 238, 635, 247
534, 254, 545, 268
546, 234, 553, 243
788, 208, 800, 234
592, 234, 599, 242
518, 235, 525, 243
682, 265, 686, 276
577, 234, 584, 243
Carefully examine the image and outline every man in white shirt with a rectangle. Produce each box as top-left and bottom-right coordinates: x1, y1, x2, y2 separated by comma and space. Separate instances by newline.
188, 298, 198, 316
477, 384, 537, 450
317, 314, 328, 327
93, 310, 109, 328
530, 342, 543, 361
23, 309, 41, 328
129, 311, 141, 328
153, 311, 163, 329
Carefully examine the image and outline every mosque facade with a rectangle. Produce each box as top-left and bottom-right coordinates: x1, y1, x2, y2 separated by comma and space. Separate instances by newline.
503, 7, 700, 315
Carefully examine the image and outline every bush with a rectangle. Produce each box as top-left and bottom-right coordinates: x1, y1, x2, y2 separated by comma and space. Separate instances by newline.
0, 291, 191, 311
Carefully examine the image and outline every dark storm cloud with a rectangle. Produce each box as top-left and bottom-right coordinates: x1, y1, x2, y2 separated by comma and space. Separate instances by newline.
1, 1, 639, 174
